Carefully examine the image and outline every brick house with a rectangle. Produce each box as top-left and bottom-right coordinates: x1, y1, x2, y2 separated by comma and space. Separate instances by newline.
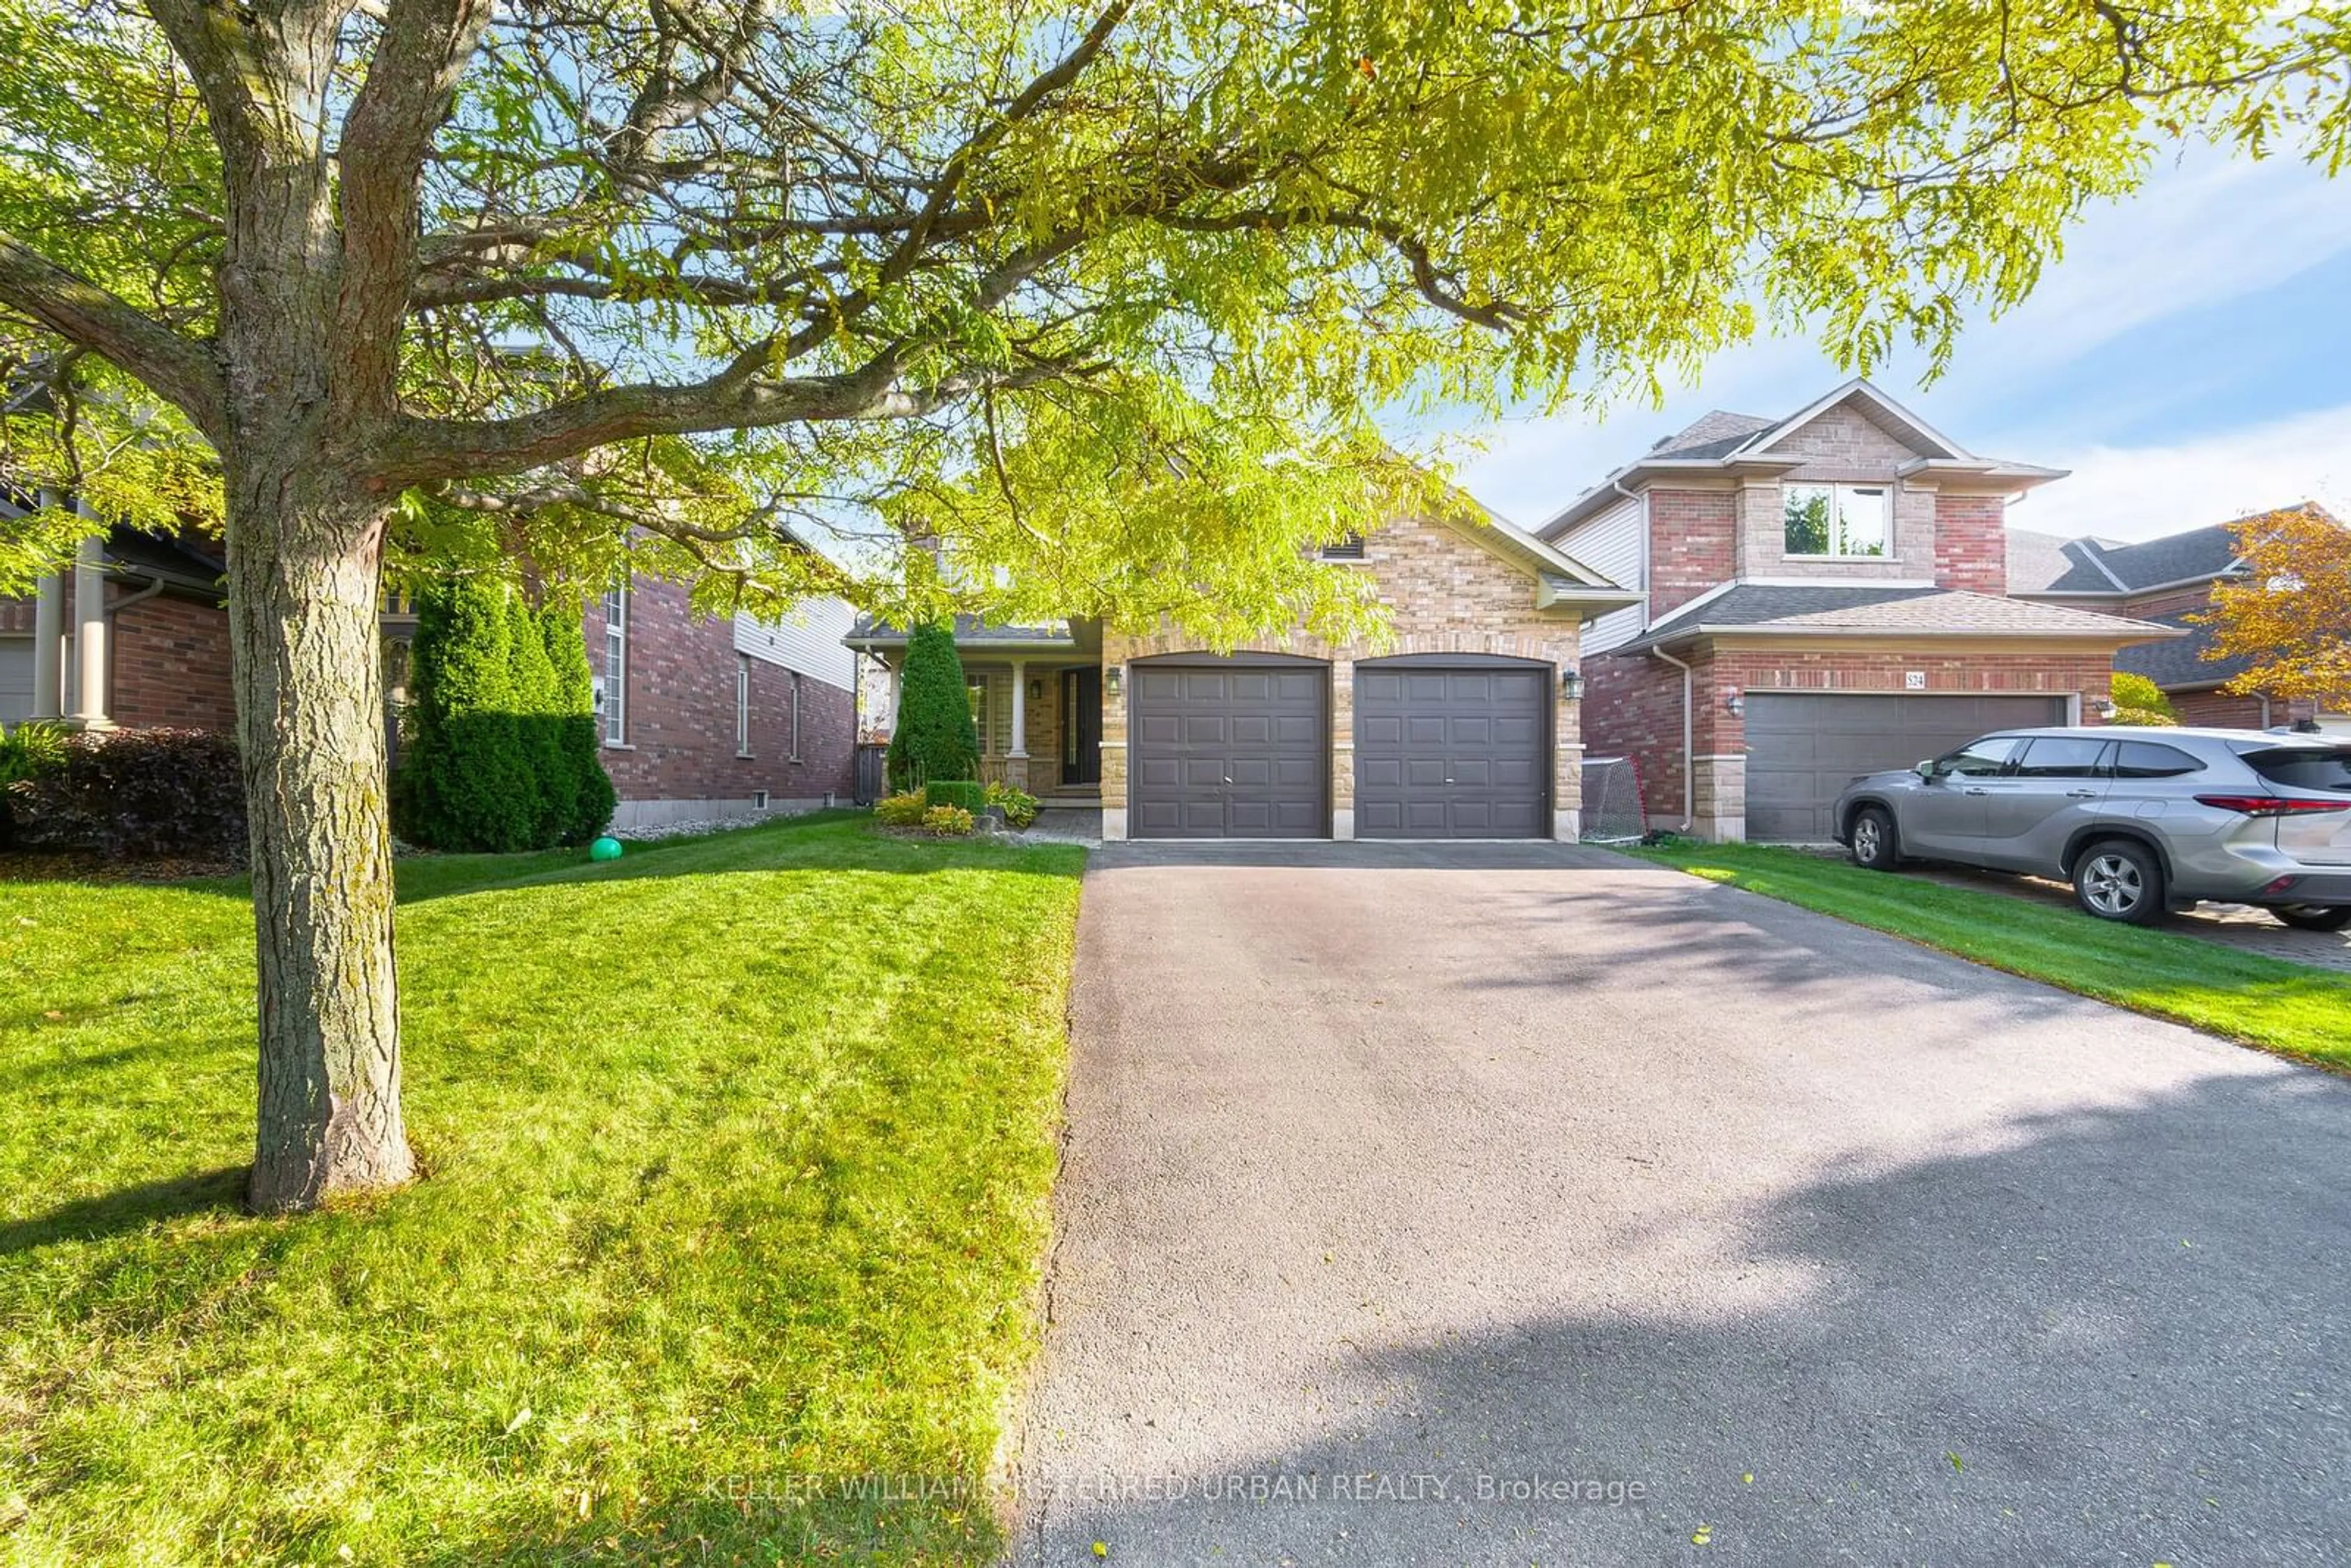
846, 506, 1638, 840
1, 499, 857, 833
1538, 379, 2176, 842
2008, 506, 2343, 732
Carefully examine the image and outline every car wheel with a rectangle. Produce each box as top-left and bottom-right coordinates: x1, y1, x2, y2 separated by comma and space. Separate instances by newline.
2273, 904, 2351, 932
1849, 806, 1900, 872
2073, 839, 2165, 926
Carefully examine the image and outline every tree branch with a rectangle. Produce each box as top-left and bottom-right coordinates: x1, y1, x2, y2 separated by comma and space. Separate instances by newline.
0, 231, 227, 441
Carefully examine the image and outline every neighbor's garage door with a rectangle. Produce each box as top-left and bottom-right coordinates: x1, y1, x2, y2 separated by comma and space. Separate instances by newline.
0, 637, 33, 726
1745, 692, 2069, 841
1355, 659, 1550, 839
1128, 658, 1328, 838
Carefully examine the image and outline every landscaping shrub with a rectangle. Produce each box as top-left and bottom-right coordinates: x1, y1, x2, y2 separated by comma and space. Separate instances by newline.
984, 779, 1040, 828
392, 577, 613, 852
920, 803, 975, 836
541, 602, 616, 844
874, 790, 928, 827
0, 720, 69, 847
923, 779, 988, 814
9, 727, 245, 857
886, 623, 980, 790
2109, 672, 2178, 726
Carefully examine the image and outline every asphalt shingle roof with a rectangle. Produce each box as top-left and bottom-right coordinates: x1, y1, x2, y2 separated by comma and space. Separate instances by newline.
2116, 610, 2248, 688
845, 612, 1074, 645
1619, 583, 2171, 653
1647, 410, 1777, 462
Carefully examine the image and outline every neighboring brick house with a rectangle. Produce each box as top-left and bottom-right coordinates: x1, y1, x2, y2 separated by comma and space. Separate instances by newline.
1, 496, 857, 833
2008, 506, 2341, 732
581, 569, 858, 831
1538, 379, 2176, 842
846, 506, 1638, 841
0, 520, 239, 732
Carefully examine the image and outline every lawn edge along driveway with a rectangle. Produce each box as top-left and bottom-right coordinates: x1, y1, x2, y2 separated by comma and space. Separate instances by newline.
0, 814, 1085, 1567
1628, 842, 2351, 1075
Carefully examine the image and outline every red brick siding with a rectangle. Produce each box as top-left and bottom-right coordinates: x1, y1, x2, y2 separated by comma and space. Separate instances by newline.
110, 591, 238, 730
1580, 650, 1695, 823
1932, 494, 2008, 595
588, 574, 855, 804
1583, 642, 2117, 823
2169, 689, 2314, 729
1645, 489, 1738, 617
2121, 583, 2222, 619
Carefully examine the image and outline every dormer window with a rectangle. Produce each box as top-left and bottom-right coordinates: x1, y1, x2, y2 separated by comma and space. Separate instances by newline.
1319, 533, 1367, 561
1784, 484, 1889, 558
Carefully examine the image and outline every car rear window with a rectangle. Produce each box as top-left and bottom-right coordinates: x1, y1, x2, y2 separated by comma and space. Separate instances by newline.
2243, 747, 2351, 793
2110, 741, 2204, 779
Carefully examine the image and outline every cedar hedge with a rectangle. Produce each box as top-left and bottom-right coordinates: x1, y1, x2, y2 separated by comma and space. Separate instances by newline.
393, 577, 615, 852
885, 622, 980, 791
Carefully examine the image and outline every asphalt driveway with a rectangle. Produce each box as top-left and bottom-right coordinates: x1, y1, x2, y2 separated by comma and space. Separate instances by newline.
1007, 842, 2351, 1566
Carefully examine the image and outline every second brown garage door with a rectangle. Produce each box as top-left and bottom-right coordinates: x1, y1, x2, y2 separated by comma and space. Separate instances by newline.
1354, 658, 1550, 839
1128, 657, 1328, 838
1744, 692, 2071, 841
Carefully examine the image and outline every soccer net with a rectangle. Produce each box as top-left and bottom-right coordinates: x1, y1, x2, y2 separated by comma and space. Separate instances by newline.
1580, 756, 1649, 844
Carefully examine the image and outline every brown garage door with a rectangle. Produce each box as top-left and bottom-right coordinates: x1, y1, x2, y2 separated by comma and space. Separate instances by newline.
1354, 658, 1550, 839
1745, 692, 2071, 841
1128, 657, 1327, 838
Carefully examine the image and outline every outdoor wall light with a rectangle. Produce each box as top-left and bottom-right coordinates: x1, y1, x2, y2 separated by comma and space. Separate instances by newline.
1105, 666, 1123, 697
1560, 668, 1585, 701
1725, 690, 1745, 718
1029, 678, 1044, 700
2096, 699, 2118, 720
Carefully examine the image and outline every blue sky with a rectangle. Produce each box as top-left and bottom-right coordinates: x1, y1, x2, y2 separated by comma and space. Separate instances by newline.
1450, 151, 2351, 544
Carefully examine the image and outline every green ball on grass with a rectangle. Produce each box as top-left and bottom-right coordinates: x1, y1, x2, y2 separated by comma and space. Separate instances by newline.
589, 836, 623, 861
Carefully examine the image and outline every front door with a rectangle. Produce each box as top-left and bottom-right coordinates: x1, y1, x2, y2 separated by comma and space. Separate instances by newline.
1061, 666, 1102, 787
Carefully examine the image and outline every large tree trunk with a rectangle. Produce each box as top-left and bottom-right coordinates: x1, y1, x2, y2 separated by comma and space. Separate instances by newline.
228, 467, 415, 1213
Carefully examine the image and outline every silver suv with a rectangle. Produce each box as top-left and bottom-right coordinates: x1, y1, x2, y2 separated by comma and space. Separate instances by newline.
1829, 727, 2351, 928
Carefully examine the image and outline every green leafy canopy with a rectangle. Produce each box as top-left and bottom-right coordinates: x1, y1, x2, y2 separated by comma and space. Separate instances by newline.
3, 0, 2347, 640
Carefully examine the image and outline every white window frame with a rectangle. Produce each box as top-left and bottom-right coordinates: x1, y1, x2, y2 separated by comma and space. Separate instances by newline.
1783, 482, 1892, 560
735, 656, 752, 757
789, 672, 803, 762
967, 678, 991, 755
601, 584, 629, 745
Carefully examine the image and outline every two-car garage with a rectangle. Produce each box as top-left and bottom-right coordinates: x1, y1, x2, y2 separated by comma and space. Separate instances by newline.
1126, 653, 1553, 841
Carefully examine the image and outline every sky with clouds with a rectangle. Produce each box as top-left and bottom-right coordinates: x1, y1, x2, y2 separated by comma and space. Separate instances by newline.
1445, 151, 2351, 545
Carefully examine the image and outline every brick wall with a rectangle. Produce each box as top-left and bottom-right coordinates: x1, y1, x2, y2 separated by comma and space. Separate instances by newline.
1101, 509, 1584, 835
2170, 689, 2315, 729
2121, 582, 2221, 619
111, 591, 238, 730
1645, 489, 1737, 616
1932, 494, 2008, 595
588, 573, 855, 806
1583, 640, 2120, 826
1580, 648, 1693, 823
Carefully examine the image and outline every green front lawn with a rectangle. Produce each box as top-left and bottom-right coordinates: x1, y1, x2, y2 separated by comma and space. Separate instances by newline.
1628, 842, 2351, 1072
0, 816, 1086, 1566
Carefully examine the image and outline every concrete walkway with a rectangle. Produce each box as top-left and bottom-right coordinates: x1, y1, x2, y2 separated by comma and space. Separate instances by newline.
1008, 844, 2351, 1566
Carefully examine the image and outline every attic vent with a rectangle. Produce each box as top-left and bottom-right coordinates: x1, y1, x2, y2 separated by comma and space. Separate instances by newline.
1319, 533, 1367, 561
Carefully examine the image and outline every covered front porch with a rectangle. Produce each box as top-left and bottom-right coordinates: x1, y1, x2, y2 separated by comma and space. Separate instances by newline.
847, 615, 1106, 803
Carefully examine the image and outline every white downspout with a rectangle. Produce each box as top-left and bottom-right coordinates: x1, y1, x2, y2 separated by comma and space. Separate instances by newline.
1651, 646, 1695, 831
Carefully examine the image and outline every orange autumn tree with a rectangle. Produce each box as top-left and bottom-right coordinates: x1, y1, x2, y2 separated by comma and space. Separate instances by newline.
2199, 504, 2351, 704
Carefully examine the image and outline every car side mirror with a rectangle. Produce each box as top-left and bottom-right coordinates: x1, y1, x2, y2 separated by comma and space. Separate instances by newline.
1914, 759, 1938, 781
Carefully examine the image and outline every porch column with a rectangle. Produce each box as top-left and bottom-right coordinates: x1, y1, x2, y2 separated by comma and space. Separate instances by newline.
1007, 660, 1029, 757
30, 490, 63, 719
69, 523, 112, 730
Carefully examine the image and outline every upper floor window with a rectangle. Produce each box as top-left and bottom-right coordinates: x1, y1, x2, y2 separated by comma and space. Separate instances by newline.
1784, 484, 1890, 558
1319, 533, 1367, 561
